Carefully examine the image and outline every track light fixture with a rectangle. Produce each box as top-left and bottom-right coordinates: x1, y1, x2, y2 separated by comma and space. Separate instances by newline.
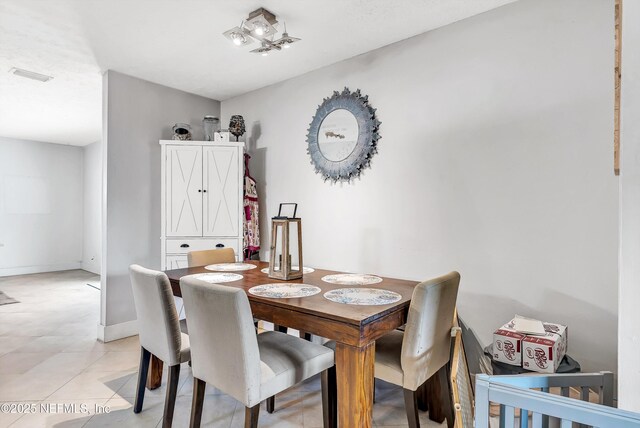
223, 8, 301, 55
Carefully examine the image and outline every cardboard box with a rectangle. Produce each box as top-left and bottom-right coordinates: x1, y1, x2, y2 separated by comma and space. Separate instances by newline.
522, 322, 568, 373
214, 131, 230, 142
493, 319, 526, 366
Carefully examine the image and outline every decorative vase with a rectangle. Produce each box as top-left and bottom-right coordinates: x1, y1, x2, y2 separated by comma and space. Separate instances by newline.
203, 116, 220, 141
229, 115, 246, 142
172, 123, 192, 141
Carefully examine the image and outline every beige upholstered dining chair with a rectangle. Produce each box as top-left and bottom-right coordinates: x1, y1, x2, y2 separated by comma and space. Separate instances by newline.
182, 247, 238, 334
375, 271, 460, 428
180, 277, 337, 428
129, 265, 191, 428
187, 247, 235, 267
185, 247, 279, 412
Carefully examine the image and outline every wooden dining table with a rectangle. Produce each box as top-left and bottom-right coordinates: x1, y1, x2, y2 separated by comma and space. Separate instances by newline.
153, 260, 419, 428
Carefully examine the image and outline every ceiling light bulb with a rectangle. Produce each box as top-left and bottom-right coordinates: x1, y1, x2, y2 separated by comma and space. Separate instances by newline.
254, 23, 266, 36
261, 51, 268, 56
230, 32, 245, 45
275, 32, 299, 50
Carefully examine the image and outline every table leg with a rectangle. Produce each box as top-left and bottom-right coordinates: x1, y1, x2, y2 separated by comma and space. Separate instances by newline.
146, 354, 163, 390
335, 341, 375, 428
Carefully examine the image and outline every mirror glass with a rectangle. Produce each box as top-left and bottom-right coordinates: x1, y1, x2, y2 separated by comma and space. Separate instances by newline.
318, 109, 359, 161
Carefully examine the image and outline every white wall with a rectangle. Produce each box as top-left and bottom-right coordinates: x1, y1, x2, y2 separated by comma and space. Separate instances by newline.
0, 137, 83, 276
618, 0, 640, 412
222, 0, 619, 374
82, 141, 101, 274
100, 71, 220, 340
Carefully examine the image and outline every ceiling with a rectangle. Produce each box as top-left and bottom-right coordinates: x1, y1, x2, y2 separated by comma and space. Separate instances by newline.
0, 0, 516, 146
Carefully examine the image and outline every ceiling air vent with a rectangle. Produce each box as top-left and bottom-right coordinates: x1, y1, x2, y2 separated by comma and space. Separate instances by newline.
9, 67, 53, 82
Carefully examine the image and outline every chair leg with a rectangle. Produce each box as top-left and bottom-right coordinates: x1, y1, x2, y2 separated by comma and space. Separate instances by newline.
189, 378, 206, 428
244, 403, 260, 428
417, 378, 429, 412
438, 363, 454, 428
321, 367, 337, 428
273, 324, 288, 333
162, 364, 181, 428
266, 395, 275, 414
134, 347, 151, 413
403, 388, 420, 428
425, 364, 454, 427
299, 330, 312, 341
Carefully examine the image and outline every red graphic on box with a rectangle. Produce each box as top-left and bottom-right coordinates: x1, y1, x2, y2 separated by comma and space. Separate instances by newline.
533, 348, 548, 368
495, 329, 525, 340
503, 341, 516, 361
524, 336, 555, 347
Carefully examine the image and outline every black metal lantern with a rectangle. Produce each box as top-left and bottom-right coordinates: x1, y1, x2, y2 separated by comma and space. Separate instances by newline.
229, 115, 246, 141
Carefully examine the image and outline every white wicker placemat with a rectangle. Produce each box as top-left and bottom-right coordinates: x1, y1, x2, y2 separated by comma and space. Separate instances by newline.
185, 273, 243, 283
323, 288, 401, 305
321, 274, 382, 286
248, 284, 322, 299
260, 267, 315, 274
204, 263, 257, 272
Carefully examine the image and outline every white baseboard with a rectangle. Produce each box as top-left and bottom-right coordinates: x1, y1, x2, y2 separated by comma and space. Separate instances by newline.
0, 262, 82, 277
97, 319, 138, 342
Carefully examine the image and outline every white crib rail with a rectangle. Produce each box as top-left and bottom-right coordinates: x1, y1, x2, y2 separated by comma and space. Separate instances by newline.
475, 373, 640, 428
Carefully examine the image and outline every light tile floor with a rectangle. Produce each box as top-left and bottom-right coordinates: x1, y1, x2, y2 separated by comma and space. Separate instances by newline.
0, 270, 446, 427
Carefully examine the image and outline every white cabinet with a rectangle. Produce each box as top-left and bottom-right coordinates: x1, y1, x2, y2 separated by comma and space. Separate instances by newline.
161, 141, 244, 269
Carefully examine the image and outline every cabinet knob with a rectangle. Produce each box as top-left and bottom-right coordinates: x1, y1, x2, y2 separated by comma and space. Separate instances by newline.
215, 243, 225, 248
198, 190, 202, 193
180, 244, 190, 248
203, 189, 207, 193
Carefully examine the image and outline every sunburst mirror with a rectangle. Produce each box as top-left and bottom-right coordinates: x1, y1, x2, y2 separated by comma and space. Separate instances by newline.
306, 88, 381, 182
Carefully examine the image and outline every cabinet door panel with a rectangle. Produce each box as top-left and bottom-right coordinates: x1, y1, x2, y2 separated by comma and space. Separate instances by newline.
166, 146, 203, 236
203, 147, 239, 237
166, 255, 189, 270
